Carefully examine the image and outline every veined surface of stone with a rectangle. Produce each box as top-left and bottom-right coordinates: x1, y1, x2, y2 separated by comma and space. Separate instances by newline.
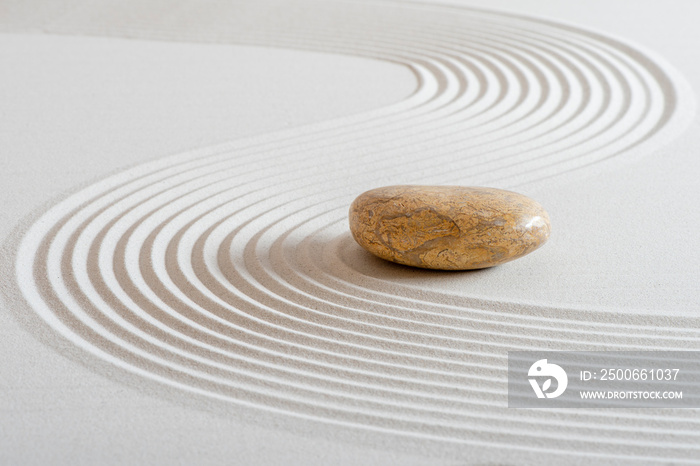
349, 186, 550, 270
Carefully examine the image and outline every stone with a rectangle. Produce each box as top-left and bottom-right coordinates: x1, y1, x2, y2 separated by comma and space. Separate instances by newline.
348, 185, 550, 270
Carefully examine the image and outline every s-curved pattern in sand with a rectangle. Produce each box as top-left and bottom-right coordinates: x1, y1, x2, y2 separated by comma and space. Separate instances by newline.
13, 0, 698, 461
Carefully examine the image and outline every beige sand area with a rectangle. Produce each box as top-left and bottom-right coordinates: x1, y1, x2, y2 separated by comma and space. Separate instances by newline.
1, 0, 699, 464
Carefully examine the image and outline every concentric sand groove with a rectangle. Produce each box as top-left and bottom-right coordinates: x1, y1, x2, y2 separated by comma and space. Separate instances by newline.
9, 0, 699, 461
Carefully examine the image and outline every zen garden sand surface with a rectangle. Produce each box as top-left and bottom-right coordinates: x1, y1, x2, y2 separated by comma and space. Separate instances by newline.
1, 0, 699, 464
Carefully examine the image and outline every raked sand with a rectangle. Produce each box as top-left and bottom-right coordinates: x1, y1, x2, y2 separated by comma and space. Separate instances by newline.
1, 1, 699, 464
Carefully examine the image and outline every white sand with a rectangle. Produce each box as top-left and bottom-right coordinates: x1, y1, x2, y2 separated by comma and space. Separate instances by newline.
1, 1, 699, 464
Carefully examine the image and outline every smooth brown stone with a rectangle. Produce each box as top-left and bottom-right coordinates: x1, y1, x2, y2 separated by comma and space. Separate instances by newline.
349, 185, 550, 270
